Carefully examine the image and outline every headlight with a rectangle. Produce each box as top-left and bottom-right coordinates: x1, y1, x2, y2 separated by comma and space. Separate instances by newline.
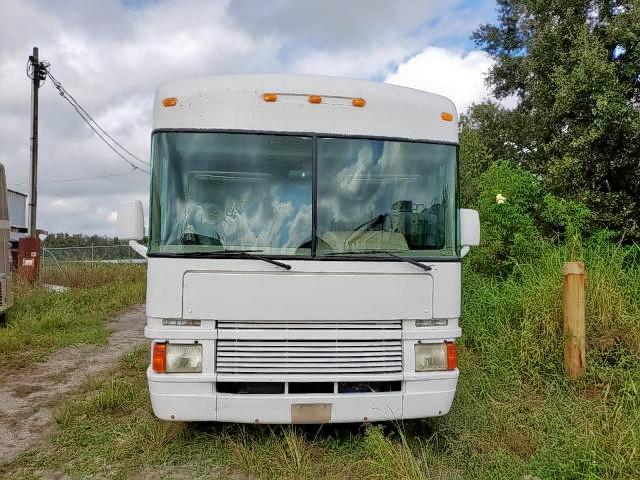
414, 342, 457, 372
153, 342, 202, 373
166, 343, 202, 372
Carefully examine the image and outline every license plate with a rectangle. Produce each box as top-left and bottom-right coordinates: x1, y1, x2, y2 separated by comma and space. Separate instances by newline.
291, 403, 332, 424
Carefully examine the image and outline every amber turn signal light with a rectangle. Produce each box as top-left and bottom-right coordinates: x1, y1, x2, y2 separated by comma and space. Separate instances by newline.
152, 342, 167, 373
162, 97, 177, 107
446, 342, 458, 370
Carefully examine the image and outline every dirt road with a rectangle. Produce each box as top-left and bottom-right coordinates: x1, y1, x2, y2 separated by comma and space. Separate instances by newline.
0, 305, 146, 463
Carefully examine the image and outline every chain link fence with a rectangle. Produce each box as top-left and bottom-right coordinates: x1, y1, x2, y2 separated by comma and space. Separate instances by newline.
41, 244, 146, 271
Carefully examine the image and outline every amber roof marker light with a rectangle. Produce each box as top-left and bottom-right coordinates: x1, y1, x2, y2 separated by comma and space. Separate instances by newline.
352, 98, 366, 107
308, 95, 322, 104
440, 112, 454, 121
263, 93, 278, 102
162, 97, 177, 107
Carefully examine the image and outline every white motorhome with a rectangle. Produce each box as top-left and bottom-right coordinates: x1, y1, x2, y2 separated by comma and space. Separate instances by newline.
0, 163, 13, 324
118, 75, 480, 424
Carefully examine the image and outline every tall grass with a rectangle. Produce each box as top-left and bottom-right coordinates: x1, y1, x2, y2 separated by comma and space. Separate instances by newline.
0, 264, 146, 369
512, 240, 639, 381
40, 262, 146, 289
1, 242, 639, 479
449, 238, 640, 477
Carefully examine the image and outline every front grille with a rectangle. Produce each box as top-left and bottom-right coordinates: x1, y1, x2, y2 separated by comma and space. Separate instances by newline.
216, 320, 402, 375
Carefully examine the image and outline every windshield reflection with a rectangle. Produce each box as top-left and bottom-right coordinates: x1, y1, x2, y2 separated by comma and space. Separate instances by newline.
150, 132, 313, 255
316, 138, 456, 256
149, 133, 457, 257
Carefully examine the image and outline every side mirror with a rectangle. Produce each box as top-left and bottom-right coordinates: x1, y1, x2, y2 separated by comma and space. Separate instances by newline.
117, 201, 144, 241
460, 208, 480, 257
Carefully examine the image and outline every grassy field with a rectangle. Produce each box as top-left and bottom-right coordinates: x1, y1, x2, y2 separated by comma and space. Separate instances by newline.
1, 244, 639, 479
0, 264, 146, 369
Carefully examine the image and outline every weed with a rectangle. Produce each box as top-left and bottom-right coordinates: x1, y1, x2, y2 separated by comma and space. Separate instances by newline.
0, 264, 145, 369
1, 243, 639, 479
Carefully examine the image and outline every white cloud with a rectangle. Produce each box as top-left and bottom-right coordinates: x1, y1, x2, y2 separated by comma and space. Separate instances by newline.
384, 47, 494, 113
289, 43, 413, 79
0, 0, 495, 235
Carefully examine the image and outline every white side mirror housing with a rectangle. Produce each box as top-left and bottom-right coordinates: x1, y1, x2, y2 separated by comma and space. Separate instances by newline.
117, 200, 144, 241
460, 208, 480, 257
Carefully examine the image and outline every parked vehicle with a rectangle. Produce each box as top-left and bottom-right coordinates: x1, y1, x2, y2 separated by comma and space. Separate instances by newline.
119, 75, 480, 423
0, 163, 13, 324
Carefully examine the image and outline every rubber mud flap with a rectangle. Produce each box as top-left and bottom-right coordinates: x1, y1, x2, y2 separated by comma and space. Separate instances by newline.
291, 403, 332, 424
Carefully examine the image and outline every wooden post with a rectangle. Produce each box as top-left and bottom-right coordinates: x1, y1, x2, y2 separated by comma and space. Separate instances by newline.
563, 261, 585, 378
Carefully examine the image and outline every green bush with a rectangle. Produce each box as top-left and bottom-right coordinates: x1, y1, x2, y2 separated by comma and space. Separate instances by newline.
468, 161, 593, 276
469, 161, 543, 275
540, 193, 592, 239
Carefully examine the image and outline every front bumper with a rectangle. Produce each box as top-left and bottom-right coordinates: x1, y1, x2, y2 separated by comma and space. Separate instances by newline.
147, 368, 458, 423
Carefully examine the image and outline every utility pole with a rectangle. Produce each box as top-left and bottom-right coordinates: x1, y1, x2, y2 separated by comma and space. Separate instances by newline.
28, 46, 42, 237
20, 47, 46, 283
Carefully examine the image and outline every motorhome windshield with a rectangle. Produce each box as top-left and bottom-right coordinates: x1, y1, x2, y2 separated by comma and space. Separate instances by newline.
149, 132, 458, 257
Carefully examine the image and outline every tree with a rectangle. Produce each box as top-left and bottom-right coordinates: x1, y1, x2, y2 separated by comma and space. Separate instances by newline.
472, 0, 640, 240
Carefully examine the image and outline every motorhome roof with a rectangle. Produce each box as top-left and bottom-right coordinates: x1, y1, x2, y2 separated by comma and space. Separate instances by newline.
153, 74, 458, 144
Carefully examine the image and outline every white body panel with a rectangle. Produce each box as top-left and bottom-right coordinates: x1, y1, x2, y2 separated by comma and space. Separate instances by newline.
148, 368, 458, 423
183, 271, 433, 321
144, 74, 468, 423
154, 74, 458, 143
145, 257, 462, 423
146, 258, 461, 321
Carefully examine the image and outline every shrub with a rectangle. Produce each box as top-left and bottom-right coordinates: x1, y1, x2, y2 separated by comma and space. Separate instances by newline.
469, 161, 543, 275
468, 161, 593, 276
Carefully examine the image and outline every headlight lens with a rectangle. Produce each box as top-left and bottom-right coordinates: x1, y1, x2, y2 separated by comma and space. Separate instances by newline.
414, 343, 448, 372
165, 343, 203, 373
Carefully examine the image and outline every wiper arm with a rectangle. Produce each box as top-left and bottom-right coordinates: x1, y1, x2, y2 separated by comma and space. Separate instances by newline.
383, 252, 432, 272
326, 250, 432, 273
163, 250, 291, 270
222, 249, 291, 270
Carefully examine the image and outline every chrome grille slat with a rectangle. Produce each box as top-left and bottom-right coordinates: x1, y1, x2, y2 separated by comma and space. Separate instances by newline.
218, 351, 401, 358
218, 321, 401, 330
217, 359, 402, 366
217, 341, 398, 348
216, 366, 402, 373
216, 320, 403, 375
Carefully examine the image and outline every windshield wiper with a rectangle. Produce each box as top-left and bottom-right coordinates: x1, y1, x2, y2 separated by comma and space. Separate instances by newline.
222, 249, 291, 270
165, 250, 291, 270
326, 250, 432, 273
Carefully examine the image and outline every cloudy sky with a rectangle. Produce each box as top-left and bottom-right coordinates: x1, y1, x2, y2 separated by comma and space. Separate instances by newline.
0, 0, 499, 235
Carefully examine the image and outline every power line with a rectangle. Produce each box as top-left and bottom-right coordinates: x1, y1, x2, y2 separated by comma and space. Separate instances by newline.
42, 67, 150, 173
8, 168, 144, 186
53, 89, 150, 174
46, 69, 150, 167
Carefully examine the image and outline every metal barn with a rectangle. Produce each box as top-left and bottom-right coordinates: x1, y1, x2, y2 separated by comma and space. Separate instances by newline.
7, 189, 27, 242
